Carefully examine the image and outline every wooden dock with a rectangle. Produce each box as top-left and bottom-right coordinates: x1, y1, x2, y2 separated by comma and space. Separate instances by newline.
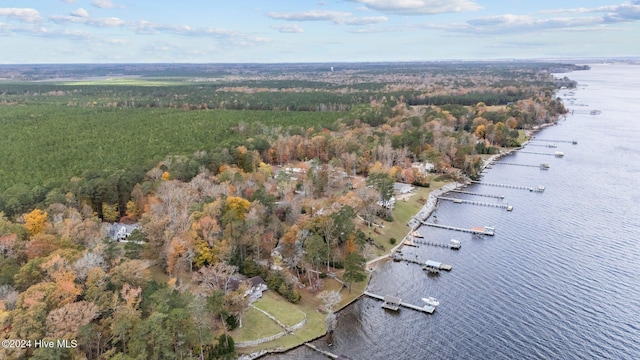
526, 143, 557, 148
470, 181, 545, 192
304, 343, 340, 359
437, 196, 512, 211
449, 189, 504, 199
531, 138, 577, 144
519, 150, 559, 156
494, 162, 549, 169
363, 291, 435, 314
411, 238, 460, 250
391, 253, 453, 271
420, 221, 495, 236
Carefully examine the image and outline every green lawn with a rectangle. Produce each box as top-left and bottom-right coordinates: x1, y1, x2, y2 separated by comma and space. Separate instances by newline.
362, 182, 450, 258
252, 291, 306, 327
517, 129, 530, 144
231, 307, 283, 342
234, 272, 368, 355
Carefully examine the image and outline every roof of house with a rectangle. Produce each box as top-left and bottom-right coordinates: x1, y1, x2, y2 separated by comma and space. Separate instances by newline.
107, 223, 139, 240
248, 276, 266, 288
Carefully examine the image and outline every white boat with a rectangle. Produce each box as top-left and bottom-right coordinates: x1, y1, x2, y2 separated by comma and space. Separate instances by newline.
422, 297, 440, 306
410, 231, 423, 238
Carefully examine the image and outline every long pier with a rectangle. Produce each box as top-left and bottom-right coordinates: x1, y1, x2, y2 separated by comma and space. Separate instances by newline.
470, 181, 545, 192
437, 196, 512, 211
449, 189, 504, 199
411, 238, 460, 249
494, 162, 548, 169
391, 253, 453, 270
531, 138, 577, 144
363, 291, 435, 314
420, 221, 495, 236
518, 151, 558, 156
525, 143, 557, 148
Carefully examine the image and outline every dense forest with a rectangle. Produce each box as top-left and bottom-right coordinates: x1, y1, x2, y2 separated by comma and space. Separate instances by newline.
0, 62, 577, 359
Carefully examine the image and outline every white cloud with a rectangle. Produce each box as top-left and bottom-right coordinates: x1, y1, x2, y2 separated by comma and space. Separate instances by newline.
0, 8, 43, 23
335, 16, 388, 25
50, 15, 125, 27
70, 8, 89, 18
92, 0, 117, 9
267, 10, 387, 26
453, 14, 605, 34
345, 0, 482, 15
602, 3, 640, 22
272, 24, 304, 33
267, 10, 352, 22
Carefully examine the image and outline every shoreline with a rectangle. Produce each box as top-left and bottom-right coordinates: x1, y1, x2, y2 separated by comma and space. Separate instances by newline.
249, 121, 559, 359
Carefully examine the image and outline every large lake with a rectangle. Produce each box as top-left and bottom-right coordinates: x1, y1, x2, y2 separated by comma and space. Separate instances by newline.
269, 64, 640, 360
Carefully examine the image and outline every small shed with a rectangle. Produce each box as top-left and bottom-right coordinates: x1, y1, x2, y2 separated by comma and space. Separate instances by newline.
382, 295, 401, 311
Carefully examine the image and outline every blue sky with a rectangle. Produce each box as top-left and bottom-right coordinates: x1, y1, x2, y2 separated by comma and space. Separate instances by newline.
1, 0, 639, 63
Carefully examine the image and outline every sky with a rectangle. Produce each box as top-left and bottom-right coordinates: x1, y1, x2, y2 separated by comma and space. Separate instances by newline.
1, 0, 639, 63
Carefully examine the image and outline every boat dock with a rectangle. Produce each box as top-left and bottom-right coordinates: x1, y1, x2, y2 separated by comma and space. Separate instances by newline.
363, 291, 436, 314
391, 252, 453, 270
411, 238, 461, 250
437, 196, 512, 211
494, 162, 550, 169
449, 189, 504, 199
519, 151, 561, 157
526, 143, 557, 148
420, 221, 495, 236
531, 138, 577, 144
470, 181, 545, 192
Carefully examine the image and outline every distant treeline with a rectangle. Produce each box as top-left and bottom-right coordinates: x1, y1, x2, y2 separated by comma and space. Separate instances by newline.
406, 91, 529, 107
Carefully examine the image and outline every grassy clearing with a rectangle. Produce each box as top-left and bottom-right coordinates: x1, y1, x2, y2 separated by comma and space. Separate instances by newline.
517, 129, 530, 144
252, 291, 306, 327
231, 307, 283, 342
361, 180, 451, 258
235, 273, 368, 354
236, 292, 326, 354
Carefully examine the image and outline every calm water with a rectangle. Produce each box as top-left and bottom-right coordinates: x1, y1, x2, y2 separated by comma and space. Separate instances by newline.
269, 64, 640, 360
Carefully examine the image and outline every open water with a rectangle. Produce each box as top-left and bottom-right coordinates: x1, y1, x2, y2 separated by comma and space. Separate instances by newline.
268, 64, 640, 360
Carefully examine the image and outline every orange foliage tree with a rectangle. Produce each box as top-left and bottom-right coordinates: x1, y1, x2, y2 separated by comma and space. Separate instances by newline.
24, 209, 47, 235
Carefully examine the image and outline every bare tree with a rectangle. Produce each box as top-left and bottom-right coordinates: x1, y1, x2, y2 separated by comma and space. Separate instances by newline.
196, 262, 237, 294
317, 290, 342, 313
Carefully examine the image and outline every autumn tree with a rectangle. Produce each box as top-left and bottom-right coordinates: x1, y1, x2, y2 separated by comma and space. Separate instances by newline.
46, 300, 100, 339
24, 209, 47, 235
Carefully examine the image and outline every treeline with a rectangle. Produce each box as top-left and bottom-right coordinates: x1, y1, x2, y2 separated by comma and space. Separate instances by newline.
1, 83, 418, 112
406, 91, 529, 107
